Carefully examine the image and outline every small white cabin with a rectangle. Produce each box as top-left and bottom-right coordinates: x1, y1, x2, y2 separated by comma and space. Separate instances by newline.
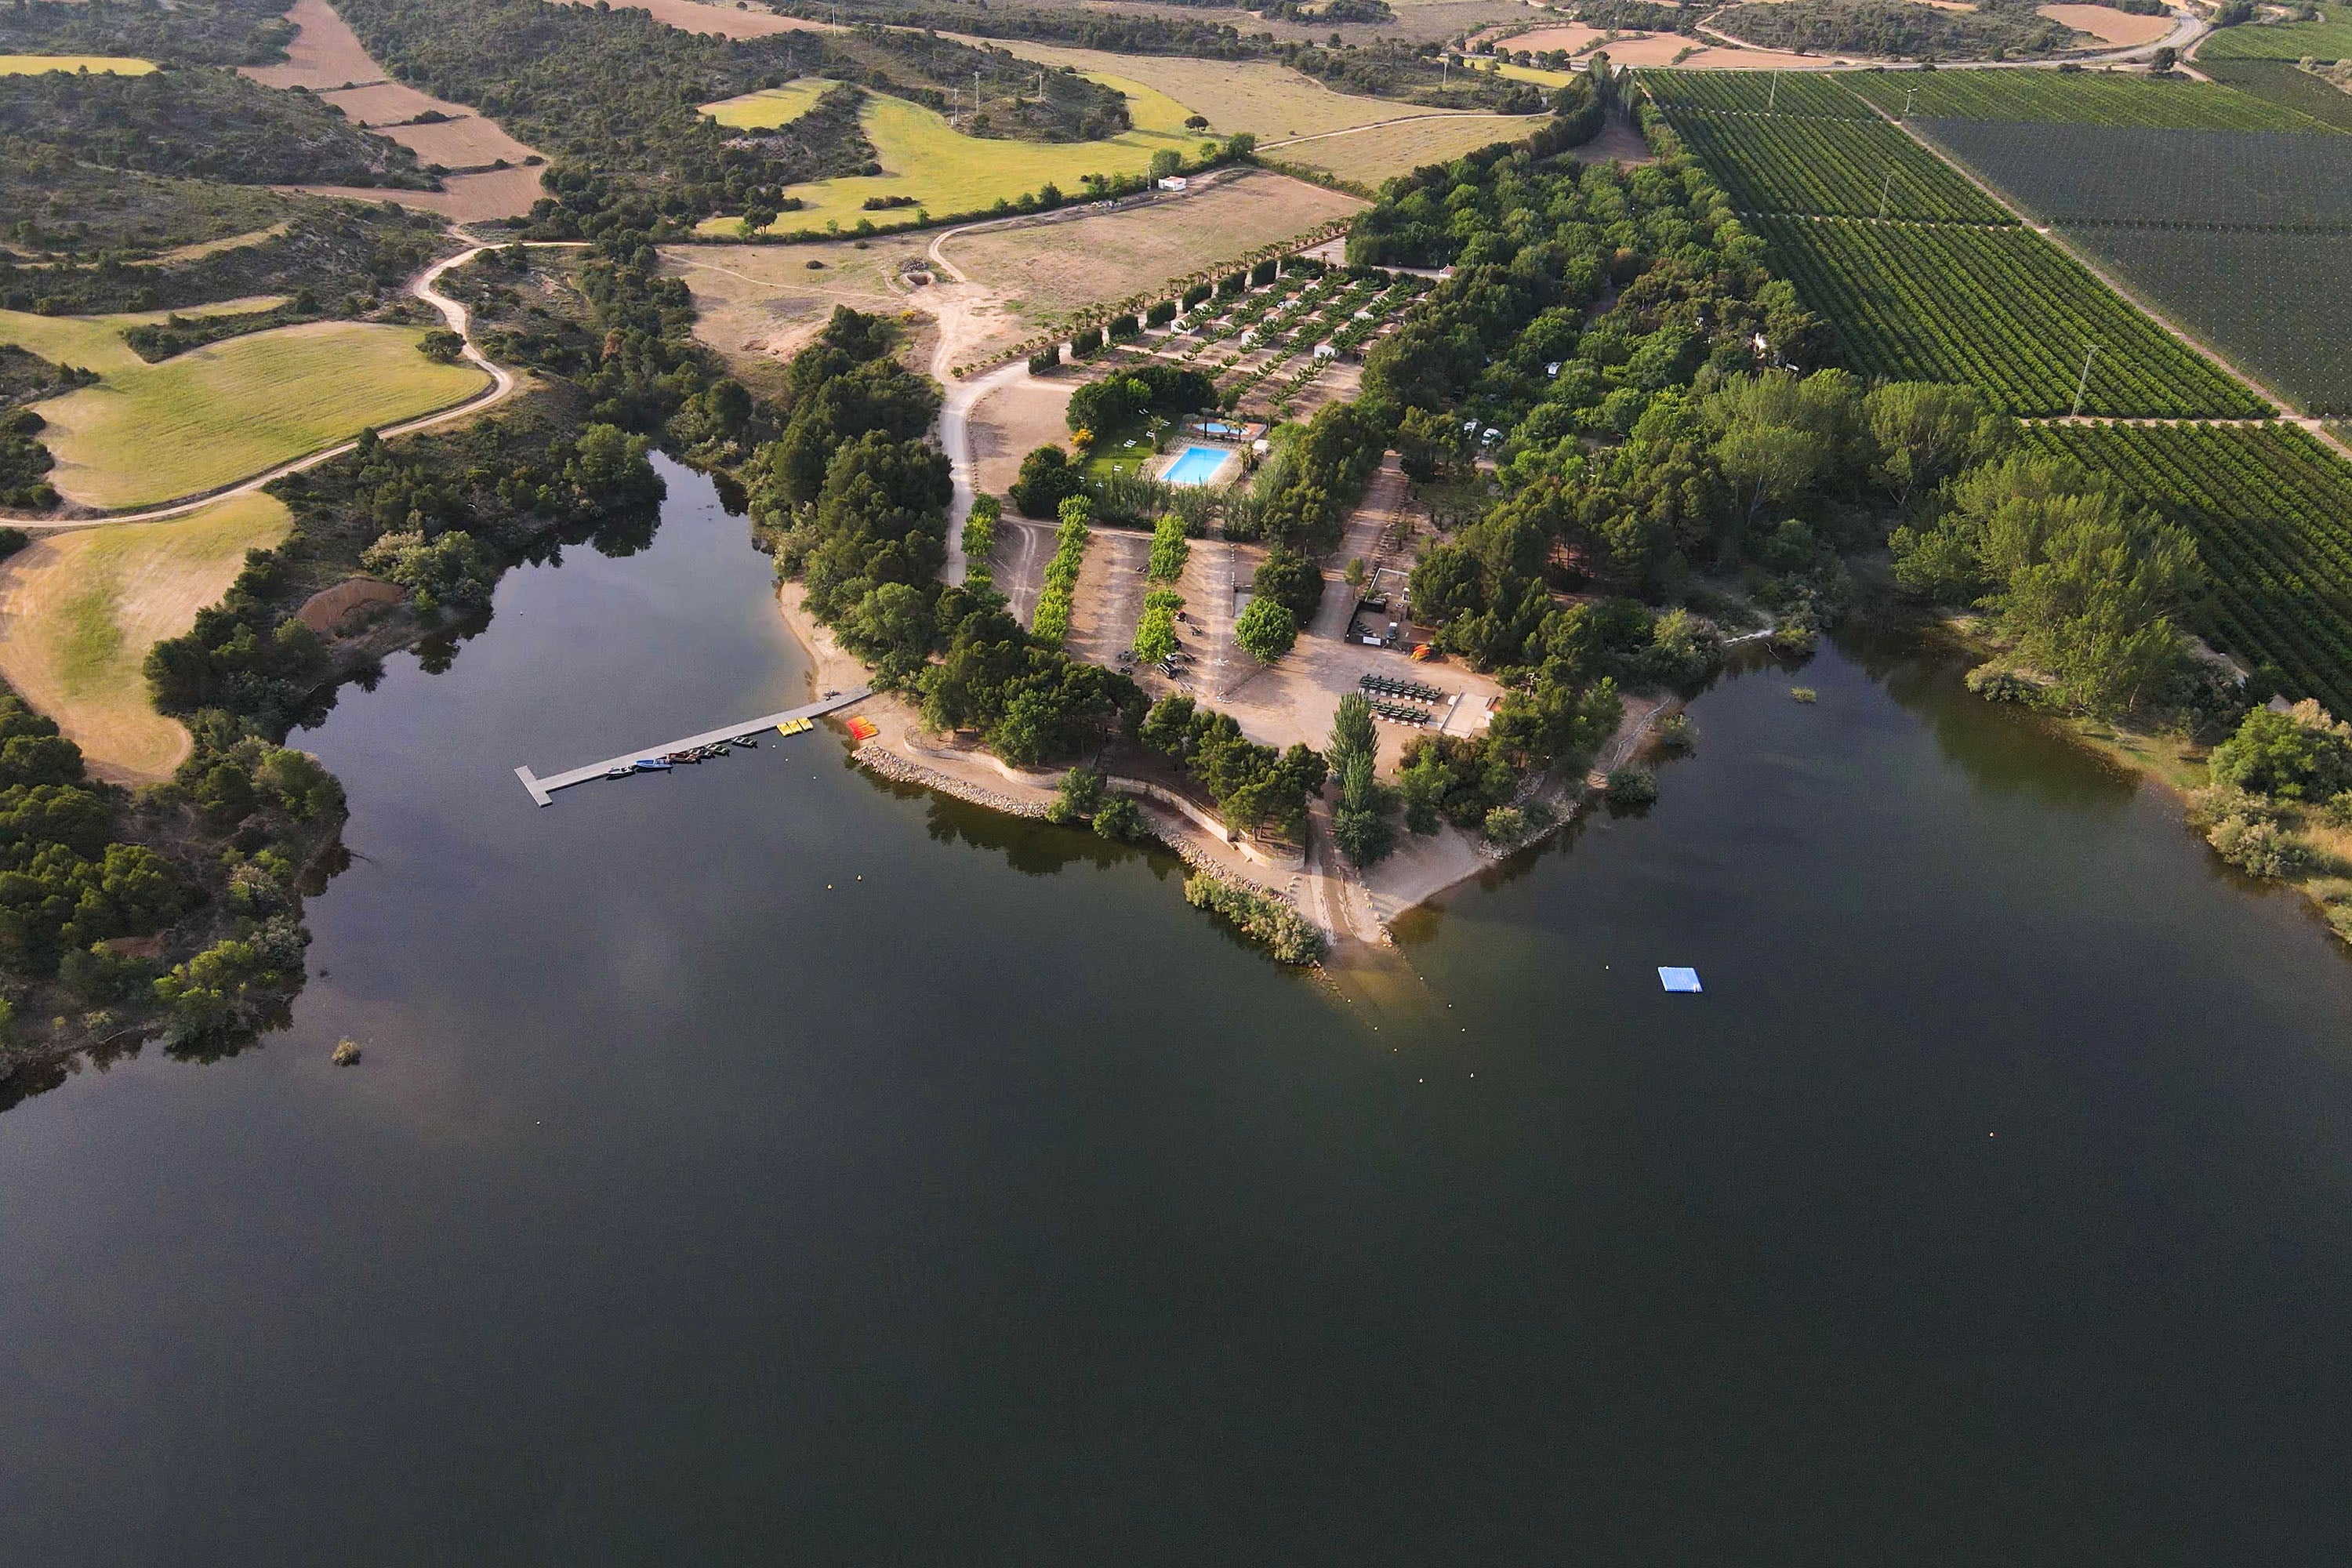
1157, 176, 1188, 192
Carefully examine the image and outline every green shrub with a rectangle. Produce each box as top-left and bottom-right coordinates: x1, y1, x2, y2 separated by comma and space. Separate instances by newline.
1183, 872, 1326, 964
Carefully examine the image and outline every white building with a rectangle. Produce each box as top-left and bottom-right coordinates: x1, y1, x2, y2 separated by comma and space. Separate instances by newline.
1157, 176, 1188, 192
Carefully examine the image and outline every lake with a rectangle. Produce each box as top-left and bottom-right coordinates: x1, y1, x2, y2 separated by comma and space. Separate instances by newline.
3, 461, 2348, 1563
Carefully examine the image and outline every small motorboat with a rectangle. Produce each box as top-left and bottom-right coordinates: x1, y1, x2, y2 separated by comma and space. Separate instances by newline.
604, 764, 634, 780
731, 734, 760, 747
666, 750, 700, 764
633, 757, 672, 772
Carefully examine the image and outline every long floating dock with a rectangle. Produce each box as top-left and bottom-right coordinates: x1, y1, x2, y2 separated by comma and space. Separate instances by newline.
514, 687, 873, 806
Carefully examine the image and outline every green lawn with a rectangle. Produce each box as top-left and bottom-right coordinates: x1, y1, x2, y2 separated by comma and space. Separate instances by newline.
0, 299, 285, 377
703, 72, 1205, 238
24, 320, 486, 509
701, 78, 833, 129
1083, 414, 1174, 480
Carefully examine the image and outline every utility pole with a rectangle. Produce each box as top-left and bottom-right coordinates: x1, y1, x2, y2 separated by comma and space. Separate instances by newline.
1768, 74, 1777, 114
1878, 167, 1893, 220
1903, 84, 1917, 119
2072, 344, 2100, 417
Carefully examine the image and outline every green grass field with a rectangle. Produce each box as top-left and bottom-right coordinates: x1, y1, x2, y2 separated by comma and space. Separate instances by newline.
701, 78, 833, 130
982, 42, 1448, 140
0, 492, 290, 779
0, 54, 155, 76
20, 319, 486, 509
0, 299, 285, 376
715, 72, 1204, 237
1841, 67, 2330, 129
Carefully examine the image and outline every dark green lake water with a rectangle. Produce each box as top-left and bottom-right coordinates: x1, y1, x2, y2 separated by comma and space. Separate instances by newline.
4, 463, 2350, 1563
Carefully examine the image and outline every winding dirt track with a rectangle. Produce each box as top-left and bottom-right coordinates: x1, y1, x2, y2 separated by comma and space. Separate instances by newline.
2, 238, 581, 531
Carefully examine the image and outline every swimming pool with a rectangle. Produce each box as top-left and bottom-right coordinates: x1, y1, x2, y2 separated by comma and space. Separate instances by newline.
1163, 445, 1229, 487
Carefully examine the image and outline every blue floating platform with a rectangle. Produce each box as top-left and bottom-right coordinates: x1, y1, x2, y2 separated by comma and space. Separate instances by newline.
1657, 967, 1703, 993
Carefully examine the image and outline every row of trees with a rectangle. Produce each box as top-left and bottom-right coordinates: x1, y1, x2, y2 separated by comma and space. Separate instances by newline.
753, 307, 1146, 766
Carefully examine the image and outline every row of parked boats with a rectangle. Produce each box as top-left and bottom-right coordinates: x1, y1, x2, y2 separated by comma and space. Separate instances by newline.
604, 717, 815, 779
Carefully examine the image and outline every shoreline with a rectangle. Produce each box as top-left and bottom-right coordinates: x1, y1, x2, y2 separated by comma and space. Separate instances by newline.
771, 579, 1680, 949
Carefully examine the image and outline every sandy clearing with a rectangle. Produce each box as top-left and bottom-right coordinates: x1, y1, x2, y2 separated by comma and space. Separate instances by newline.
294, 575, 404, 635
2039, 3, 2174, 45
545, 0, 832, 36
278, 165, 546, 221
967, 376, 1071, 499
0, 492, 293, 781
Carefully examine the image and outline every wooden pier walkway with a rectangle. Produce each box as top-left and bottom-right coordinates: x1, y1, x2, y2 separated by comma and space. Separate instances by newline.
514, 688, 873, 806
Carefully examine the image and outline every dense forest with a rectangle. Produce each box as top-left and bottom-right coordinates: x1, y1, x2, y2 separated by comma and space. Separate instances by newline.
0, 65, 434, 189
0, 0, 297, 67
1712, 0, 2079, 58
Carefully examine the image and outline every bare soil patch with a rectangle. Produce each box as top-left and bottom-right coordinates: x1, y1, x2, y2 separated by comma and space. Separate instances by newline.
2039, 3, 2172, 44
315, 81, 445, 125
1501, 26, 1843, 66
968, 375, 1072, 498
380, 114, 538, 171
247, 0, 543, 208
294, 575, 404, 636
241, 0, 384, 89
280, 165, 546, 221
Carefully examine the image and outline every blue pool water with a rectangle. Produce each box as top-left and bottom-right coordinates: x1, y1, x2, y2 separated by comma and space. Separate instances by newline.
1163, 445, 1229, 486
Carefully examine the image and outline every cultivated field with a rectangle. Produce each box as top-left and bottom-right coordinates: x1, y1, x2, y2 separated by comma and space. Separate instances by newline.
2199, 57, 2352, 131
1755, 215, 2267, 418
0, 55, 155, 76
1667, 109, 2010, 221
2028, 423, 2352, 716
1641, 69, 1880, 118
1503, 28, 1832, 67
242, 0, 544, 214
241, 0, 390, 89
2067, 226, 2352, 415
702, 78, 833, 130
285, 166, 547, 221
1841, 67, 2328, 129
2197, 11, 2352, 60
728, 78, 1202, 236
0, 492, 292, 780
979, 42, 1457, 140
1272, 114, 1540, 184
28, 320, 487, 510
1921, 121, 2352, 225
543, 0, 830, 35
